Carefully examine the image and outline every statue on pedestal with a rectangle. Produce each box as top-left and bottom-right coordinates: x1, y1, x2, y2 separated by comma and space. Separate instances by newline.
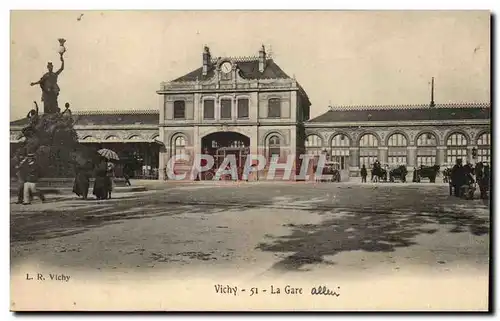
30, 39, 66, 114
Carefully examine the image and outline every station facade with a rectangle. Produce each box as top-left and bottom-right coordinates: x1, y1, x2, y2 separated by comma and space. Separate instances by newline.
10, 46, 491, 181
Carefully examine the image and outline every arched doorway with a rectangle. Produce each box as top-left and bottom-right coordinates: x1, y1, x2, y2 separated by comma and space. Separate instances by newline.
200, 132, 250, 180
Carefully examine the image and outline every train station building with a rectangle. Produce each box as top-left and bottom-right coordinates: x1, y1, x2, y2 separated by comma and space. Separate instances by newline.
10, 46, 491, 181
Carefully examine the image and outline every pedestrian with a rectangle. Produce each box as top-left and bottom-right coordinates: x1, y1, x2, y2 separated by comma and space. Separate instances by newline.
93, 156, 109, 200
72, 161, 91, 200
14, 155, 28, 204
106, 161, 115, 199
481, 164, 490, 200
412, 167, 419, 183
450, 158, 464, 197
21, 153, 46, 205
123, 164, 132, 186
360, 164, 367, 183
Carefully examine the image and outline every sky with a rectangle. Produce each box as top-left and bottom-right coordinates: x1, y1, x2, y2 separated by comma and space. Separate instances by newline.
10, 10, 490, 121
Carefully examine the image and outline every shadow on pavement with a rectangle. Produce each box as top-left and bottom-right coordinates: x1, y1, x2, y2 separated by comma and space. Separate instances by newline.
257, 203, 489, 271
11, 183, 490, 272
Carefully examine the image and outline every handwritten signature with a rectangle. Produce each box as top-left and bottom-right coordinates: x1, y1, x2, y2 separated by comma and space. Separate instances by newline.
311, 285, 340, 297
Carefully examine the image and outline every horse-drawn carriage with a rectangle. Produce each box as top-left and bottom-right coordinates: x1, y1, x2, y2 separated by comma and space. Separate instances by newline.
316, 161, 341, 182
371, 163, 408, 182
413, 165, 440, 183
370, 163, 387, 182
388, 165, 408, 182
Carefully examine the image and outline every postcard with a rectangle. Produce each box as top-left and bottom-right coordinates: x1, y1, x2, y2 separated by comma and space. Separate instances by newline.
9, 10, 491, 311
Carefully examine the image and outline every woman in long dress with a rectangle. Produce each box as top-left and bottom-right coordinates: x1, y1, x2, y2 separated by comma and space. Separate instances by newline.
93, 157, 109, 200
72, 162, 91, 200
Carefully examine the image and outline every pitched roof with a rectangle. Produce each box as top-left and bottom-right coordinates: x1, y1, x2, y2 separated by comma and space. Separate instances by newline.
172, 58, 291, 82
10, 110, 159, 127
308, 104, 491, 123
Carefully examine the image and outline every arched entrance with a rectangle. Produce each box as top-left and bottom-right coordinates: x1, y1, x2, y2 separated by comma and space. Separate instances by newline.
200, 132, 250, 180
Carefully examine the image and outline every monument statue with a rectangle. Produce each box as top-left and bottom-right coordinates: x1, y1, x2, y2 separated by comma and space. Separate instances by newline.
30, 39, 66, 114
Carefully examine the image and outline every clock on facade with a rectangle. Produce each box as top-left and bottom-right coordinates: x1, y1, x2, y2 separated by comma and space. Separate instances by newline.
221, 62, 232, 73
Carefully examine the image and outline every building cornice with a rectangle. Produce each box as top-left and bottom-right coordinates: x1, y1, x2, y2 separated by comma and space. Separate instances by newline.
72, 109, 159, 115
305, 119, 490, 128
159, 121, 300, 128
325, 102, 490, 110
10, 124, 159, 131
156, 87, 301, 95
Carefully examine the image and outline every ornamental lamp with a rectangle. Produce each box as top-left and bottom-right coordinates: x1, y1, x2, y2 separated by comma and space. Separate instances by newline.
58, 38, 67, 55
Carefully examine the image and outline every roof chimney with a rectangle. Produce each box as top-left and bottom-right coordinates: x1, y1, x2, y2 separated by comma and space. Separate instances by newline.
202, 45, 211, 76
258, 45, 266, 73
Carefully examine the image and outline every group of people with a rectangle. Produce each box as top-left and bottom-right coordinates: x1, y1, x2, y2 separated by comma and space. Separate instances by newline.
73, 156, 116, 200
14, 153, 117, 204
449, 158, 490, 200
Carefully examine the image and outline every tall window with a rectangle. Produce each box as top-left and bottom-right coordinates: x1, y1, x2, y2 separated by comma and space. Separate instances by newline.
173, 101, 185, 119
305, 135, 323, 161
359, 133, 379, 167
203, 100, 215, 119
416, 132, 437, 166
268, 135, 281, 160
173, 136, 187, 156
220, 99, 232, 119
268, 98, 281, 118
387, 133, 408, 166
237, 99, 249, 119
330, 134, 350, 170
477, 132, 490, 163
446, 132, 468, 165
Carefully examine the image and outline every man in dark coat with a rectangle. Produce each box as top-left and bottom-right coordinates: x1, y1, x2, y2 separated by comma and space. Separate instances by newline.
480, 163, 490, 200
451, 158, 464, 197
360, 164, 367, 183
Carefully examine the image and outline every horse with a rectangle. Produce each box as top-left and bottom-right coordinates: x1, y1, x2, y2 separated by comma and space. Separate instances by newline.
371, 165, 387, 182
389, 165, 408, 182
415, 165, 440, 183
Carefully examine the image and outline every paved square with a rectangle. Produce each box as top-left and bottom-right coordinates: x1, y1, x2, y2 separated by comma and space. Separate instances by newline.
11, 181, 489, 278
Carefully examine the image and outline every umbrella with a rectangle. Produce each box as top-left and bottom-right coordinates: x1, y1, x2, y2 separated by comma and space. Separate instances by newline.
97, 148, 119, 161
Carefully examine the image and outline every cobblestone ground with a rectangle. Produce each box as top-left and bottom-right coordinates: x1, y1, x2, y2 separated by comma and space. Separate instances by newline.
11, 181, 489, 275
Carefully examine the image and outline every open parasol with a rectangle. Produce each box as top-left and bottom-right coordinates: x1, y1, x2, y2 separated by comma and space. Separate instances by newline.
97, 148, 119, 161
